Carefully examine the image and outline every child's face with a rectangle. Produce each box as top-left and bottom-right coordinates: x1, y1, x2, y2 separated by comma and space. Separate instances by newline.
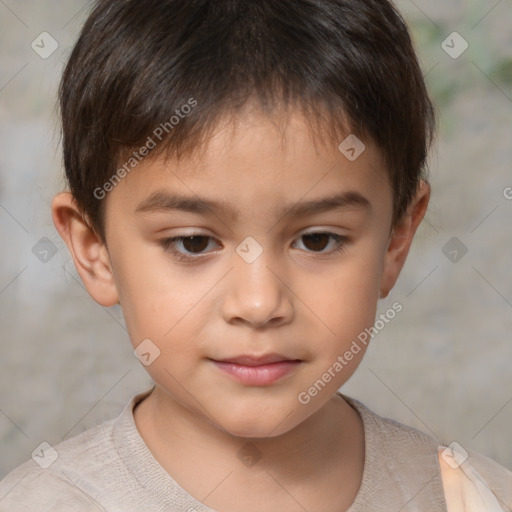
57, 105, 427, 438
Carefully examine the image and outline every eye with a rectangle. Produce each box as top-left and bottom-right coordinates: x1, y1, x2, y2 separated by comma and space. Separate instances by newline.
160, 231, 350, 263
160, 234, 220, 262
293, 232, 349, 255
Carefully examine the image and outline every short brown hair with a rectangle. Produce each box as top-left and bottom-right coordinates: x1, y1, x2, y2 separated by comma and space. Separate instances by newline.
59, 0, 436, 241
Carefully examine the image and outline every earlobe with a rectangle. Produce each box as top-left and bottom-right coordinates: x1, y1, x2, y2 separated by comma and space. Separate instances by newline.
379, 180, 430, 298
52, 192, 119, 307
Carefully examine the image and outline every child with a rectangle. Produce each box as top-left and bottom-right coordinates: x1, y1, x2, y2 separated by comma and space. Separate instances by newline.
1, 0, 511, 510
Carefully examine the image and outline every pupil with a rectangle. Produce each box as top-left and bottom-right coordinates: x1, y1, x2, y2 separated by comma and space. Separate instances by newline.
305, 233, 328, 251
183, 236, 208, 253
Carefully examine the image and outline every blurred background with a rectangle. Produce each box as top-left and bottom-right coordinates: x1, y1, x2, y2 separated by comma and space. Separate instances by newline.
0, 0, 511, 479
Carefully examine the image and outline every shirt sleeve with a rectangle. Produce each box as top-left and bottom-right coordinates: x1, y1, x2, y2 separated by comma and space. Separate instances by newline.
437, 445, 512, 512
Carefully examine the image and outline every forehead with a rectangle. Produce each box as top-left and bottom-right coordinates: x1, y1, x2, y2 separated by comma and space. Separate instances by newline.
105, 106, 392, 225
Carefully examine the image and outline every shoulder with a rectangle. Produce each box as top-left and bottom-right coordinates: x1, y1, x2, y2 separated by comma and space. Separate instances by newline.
341, 394, 448, 510
438, 443, 512, 511
0, 419, 117, 512
343, 394, 442, 454
0, 464, 106, 512
342, 394, 512, 511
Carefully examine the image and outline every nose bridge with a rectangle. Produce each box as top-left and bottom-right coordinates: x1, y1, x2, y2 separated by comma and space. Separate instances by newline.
222, 237, 293, 327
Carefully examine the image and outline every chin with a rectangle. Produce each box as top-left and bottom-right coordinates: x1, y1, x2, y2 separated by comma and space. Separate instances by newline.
222, 422, 288, 439
213, 406, 302, 439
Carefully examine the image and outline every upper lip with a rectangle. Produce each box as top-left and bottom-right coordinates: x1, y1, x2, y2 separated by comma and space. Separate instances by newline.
212, 353, 300, 366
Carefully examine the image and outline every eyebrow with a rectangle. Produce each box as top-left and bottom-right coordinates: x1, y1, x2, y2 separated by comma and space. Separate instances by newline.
135, 190, 372, 218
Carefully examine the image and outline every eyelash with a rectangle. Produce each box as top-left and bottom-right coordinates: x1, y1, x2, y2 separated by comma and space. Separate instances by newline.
159, 231, 350, 262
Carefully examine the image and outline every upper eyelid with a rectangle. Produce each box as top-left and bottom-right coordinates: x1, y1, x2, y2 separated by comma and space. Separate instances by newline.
167, 229, 345, 243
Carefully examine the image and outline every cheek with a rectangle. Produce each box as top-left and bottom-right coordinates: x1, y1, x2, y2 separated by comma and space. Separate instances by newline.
109, 242, 197, 346
299, 237, 386, 379
308, 240, 384, 327
121, 278, 203, 352
112, 251, 222, 382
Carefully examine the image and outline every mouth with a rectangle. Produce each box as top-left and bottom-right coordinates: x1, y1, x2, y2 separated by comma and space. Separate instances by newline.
209, 353, 303, 386
214, 353, 300, 366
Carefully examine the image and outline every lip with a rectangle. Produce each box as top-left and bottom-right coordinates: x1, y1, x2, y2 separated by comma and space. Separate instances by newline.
214, 353, 295, 366
211, 354, 302, 386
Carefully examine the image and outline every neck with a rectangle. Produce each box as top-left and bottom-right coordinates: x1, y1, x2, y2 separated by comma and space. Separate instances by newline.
134, 385, 364, 509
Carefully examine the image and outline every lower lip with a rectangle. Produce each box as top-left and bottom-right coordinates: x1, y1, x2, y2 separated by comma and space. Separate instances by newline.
212, 360, 301, 386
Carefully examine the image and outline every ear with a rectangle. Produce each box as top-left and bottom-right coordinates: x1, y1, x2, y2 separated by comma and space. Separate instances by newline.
52, 192, 119, 307
379, 180, 430, 299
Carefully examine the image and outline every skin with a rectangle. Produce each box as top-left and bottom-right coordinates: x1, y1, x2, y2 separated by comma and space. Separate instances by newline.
52, 103, 429, 512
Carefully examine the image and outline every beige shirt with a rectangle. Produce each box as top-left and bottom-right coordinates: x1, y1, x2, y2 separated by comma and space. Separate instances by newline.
0, 388, 510, 511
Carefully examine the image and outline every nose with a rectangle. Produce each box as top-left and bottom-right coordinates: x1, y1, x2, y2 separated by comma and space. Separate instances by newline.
221, 245, 294, 329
